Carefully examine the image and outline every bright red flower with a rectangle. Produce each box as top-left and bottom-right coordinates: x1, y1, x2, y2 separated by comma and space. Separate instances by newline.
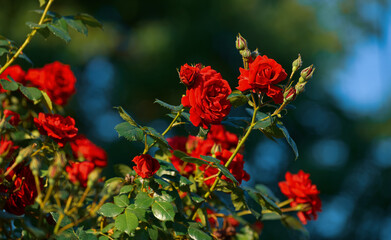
34, 113, 78, 147
132, 154, 160, 178
200, 149, 250, 186
227, 216, 240, 228
181, 65, 231, 129
0, 164, 41, 215
3, 109, 21, 126
278, 170, 322, 224
66, 161, 95, 188
167, 136, 196, 176
70, 135, 108, 168
25, 61, 76, 105
237, 55, 287, 104
207, 125, 238, 150
0, 136, 18, 158
179, 63, 202, 87
0, 65, 26, 93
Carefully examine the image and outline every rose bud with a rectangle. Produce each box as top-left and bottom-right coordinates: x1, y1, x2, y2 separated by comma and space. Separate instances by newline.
240, 49, 251, 58
292, 54, 302, 73
179, 63, 201, 87
3, 109, 21, 126
295, 82, 307, 95
29, 157, 41, 176
284, 87, 297, 102
299, 65, 315, 83
251, 49, 260, 60
132, 154, 160, 178
235, 33, 247, 50
87, 168, 102, 188
15, 143, 36, 165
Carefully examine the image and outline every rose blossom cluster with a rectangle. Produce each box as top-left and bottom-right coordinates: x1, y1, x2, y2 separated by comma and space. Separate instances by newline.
167, 125, 250, 185
180, 64, 232, 129
0, 62, 108, 216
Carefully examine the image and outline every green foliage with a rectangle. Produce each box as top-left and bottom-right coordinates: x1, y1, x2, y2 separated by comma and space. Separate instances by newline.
151, 201, 175, 221
115, 210, 138, 235
98, 203, 124, 217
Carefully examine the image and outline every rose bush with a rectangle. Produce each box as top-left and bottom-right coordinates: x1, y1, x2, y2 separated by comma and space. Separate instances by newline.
0, 2, 320, 239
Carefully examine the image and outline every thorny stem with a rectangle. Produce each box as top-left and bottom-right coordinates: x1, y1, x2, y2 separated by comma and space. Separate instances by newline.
0, 0, 54, 75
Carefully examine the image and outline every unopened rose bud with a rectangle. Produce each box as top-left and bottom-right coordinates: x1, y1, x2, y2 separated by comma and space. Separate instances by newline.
30, 157, 41, 176
240, 49, 251, 58
87, 168, 102, 188
295, 82, 307, 95
54, 152, 67, 168
235, 33, 247, 50
283, 87, 296, 103
106, 178, 123, 195
292, 54, 302, 73
299, 65, 315, 83
251, 49, 260, 59
15, 143, 36, 164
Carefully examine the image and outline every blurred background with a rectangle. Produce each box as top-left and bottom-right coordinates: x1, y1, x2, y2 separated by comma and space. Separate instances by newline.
1, 0, 391, 239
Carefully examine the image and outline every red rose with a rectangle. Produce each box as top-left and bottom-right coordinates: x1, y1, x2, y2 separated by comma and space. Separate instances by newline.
181, 66, 232, 129
0, 65, 26, 93
66, 161, 95, 187
278, 170, 322, 224
179, 63, 202, 87
3, 109, 21, 126
207, 125, 238, 150
132, 154, 160, 178
25, 61, 76, 105
237, 55, 287, 104
70, 135, 108, 168
34, 113, 78, 147
200, 149, 250, 186
0, 164, 41, 215
0, 136, 18, 158
167, 136, 196, 176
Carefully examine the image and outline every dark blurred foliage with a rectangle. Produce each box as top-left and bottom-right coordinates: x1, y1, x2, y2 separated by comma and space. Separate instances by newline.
1, 0, 390, 239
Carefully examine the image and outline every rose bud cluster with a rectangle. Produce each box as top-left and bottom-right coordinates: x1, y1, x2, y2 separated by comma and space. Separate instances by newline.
0, 163, 42, 215
237, 55, 287, 104
278, 170, 322, 224
25, 61, 76, 105
0, 65, 26, 93
34, 113, 78, 147
181, 65, 232, 129
132, 154, 160, 178
66, 135, 108, 187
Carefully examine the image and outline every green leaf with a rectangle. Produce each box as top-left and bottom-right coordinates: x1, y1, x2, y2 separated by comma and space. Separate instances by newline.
188, 227, 212, 240
135, 192, 154, 209
0, 48, 8, 56
190, 193, 205, 204
50, 212, 72, 227
115, 210, 138, 235
97, 203, 124, 217
39, 0, 46, 7
75, 13, 103, 29
173, 150, 208, 165
120, 185, 133, 194
19, 86, 42, 101
114, 164, 133, 177
41, 90, 53, 111
114, 195, 130, 208
154, 99, 183, 112
276, 123, 299, 160
147, 227, 159, 240
47, 23, 71, 43
128, 206, 147, 221
151, 201, 175, 221
25, 22, 47, 29
64, 17, 88, 35
0, 79, 19, 91
231, 188, 246, 211
281, 215, 309, 239
114, 106, 138, 127
114, 122, 144, 142
200, 155, 220, 164
253, 113, 274, 129
244, 190, 263, 220
172, 222, 187, 236
258, 193, 281, 215
145, 127, 171, 151
228, 90, 249, 108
